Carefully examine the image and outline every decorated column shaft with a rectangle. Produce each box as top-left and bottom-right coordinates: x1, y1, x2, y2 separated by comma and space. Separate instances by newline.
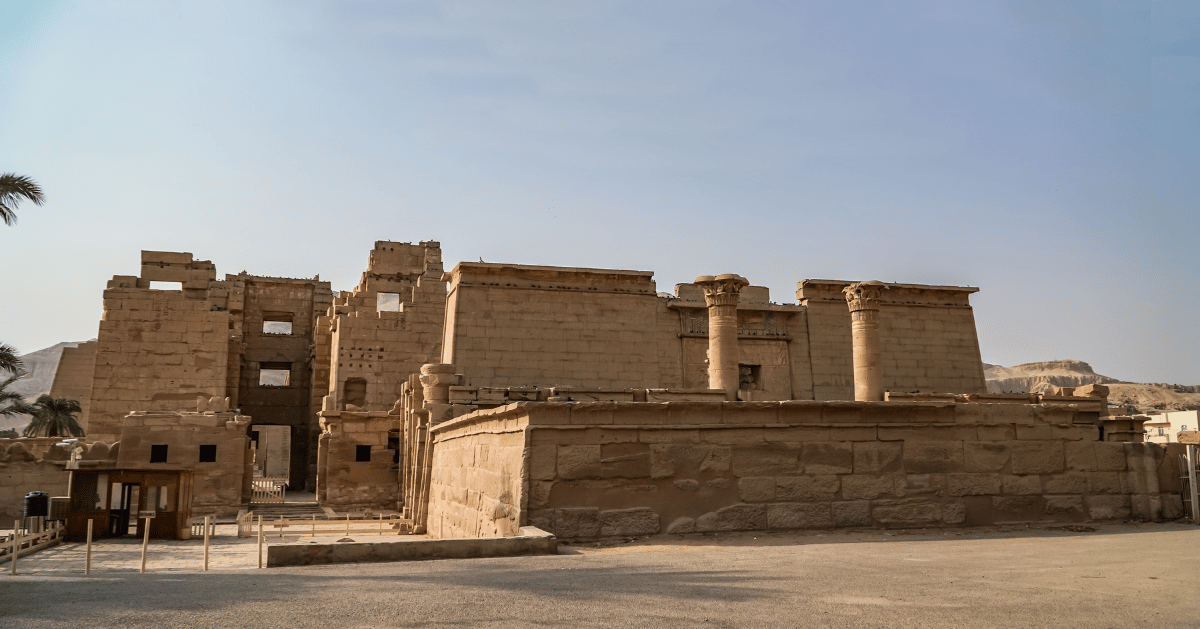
843, 281, 888, 402
695, 274, 750, 401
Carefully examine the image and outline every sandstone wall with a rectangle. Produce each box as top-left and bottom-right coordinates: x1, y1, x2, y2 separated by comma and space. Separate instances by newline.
236, 277, 331, 487
48, 341, 97, 432
441, 263, 662, 389
327, 242, 445, 413
0, 461, 69, 523
425, 411, 528, 539
117, 410, 251, 516
423, 400, 1174, 539
88, 268, 231, 442
0, 442, 71, 523
799, 281, 987, 399
316, 412, 398, 511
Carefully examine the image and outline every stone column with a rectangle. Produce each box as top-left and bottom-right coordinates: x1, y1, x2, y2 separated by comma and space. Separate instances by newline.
843, 281, 888, 402
695, 274, 750, 401
419, 363, 458, 424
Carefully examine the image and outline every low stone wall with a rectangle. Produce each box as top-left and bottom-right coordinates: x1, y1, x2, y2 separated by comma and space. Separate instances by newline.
425, 411, 527, 539
0, 457, 69, 523
422, 400, 1180, 539
267, 526, 556, 566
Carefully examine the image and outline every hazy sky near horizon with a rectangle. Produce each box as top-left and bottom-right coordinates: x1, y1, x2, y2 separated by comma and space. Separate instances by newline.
2, 0, 1197, 383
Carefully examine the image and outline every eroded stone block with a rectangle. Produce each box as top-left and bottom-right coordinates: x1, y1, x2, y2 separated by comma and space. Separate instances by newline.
600, 507, 660, 536
738, 477, 776, 502
558, 445, 602, 480
802, 442, 853, 475
841, 475, 895, 500
832, 500, 872, 527
903, 441, 964, 474
947, 473, 1002, 497
555, 507, 600, 538
776, 475, 840, 502
1086, 495, 1131, 520
767, 503, 833, 529
1010, 442, 1064, 475
872, 501, 941, 527
963, 442, 1009, 473
853, 441, 902, 474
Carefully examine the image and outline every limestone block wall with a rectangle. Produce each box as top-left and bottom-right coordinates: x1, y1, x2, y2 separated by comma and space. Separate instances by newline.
420, 400, 1177, 539
0, 461, 69, 523
441, 263, 662, 389
117, 410, 251, 516
48, 341, 98, 432
798, 280, 986, 399
326, 242, 445, 413
88, 281, 231, 443
659, 283, 810, 400
425, 411, 528, 539
235, 276, 332, 487
0, 441, 72, 522
316, 412, 399, 511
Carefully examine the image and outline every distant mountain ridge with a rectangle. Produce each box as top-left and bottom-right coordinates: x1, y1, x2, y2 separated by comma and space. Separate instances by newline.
0, 340, 92, 432
984, 360, 1200, 413
984, 360, 1122, 394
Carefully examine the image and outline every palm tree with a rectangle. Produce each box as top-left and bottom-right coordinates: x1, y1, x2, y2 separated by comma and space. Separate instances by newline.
0, 173, 46, 226
23, 395, 84, 438
0, 342, 24, 375
0, 374, 35, 418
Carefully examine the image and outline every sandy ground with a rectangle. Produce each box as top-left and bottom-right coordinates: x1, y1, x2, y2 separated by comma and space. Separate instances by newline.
2, 521, 1198, 628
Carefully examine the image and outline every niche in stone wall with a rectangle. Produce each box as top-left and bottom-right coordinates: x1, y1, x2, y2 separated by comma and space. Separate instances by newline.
739, 364, 762, 391
344, 378, 367, 407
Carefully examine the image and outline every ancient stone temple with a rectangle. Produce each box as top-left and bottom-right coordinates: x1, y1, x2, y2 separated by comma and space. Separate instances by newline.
22, 241, 1183, 541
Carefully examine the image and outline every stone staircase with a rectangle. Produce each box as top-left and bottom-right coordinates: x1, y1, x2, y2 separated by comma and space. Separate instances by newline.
248, 502, 331, 520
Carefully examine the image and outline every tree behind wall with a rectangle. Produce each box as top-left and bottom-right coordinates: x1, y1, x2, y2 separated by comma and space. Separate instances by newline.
23, 395, 84, 438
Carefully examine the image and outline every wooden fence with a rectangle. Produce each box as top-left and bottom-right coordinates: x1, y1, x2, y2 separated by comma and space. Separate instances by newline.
1, 519, 64, 565
251, 477, 287, 504
238, 512, 409, 538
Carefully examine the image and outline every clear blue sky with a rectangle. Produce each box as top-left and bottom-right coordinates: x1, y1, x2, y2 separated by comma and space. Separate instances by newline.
2, 0, 1197, 384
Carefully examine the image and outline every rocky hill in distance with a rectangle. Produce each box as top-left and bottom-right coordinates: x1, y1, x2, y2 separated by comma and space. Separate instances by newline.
1, 340, 92, 432
984, 360, 1200, 414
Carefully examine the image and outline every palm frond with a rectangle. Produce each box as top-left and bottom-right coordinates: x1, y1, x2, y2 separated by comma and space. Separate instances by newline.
0, 342, 24, 375
0, 173, 46, 226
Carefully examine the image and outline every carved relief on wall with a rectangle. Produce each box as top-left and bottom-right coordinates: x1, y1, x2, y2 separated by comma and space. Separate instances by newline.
737, 311, 787, 338
680, 309, 787, 337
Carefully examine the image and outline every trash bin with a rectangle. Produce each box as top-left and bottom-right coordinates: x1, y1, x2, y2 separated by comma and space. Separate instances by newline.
23, 491, 50, 518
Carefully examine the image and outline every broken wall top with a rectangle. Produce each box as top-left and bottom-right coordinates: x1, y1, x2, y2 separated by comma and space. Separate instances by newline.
444, 262, 657, 294
797, 279, 980, 307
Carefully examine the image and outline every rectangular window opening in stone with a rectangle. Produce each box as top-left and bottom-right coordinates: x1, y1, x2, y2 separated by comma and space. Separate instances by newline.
259, 362, 292, 386
149, 281, 182, 291
344, 377, 367, 407
738, 364, 762, 390
262, 312, 294, 335
377, 292, 400, 312
199, 444, 217, 462
356, 445, 372, 462
150, 444, 168, 463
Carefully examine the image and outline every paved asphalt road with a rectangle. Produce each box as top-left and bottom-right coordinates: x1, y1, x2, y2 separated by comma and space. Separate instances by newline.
2, 522, 1197, 628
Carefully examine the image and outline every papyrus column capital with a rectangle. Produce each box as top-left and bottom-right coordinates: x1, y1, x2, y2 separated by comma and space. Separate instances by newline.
844, 280, 887, 313
695, 274, 750, 308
